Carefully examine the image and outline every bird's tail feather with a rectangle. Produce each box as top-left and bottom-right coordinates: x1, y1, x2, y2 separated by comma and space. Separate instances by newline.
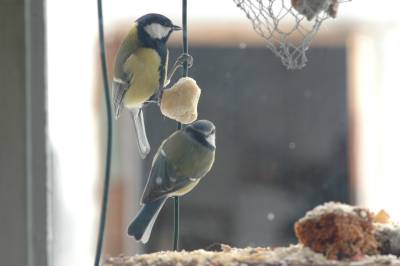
129, 108, 151, 159
128, 197, 167, 243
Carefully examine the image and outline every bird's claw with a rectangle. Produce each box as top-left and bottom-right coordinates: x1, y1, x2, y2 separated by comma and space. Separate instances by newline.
165, 53, 194, 86
143, 93, 161, 107
175, 53, 193, 69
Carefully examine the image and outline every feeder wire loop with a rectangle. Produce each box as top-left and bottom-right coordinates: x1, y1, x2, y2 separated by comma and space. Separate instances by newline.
233, 0, 351, 69
94, 0, 113, 265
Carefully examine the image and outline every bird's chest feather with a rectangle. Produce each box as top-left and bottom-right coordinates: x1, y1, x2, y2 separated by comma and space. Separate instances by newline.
166, 134, 215, 178
172, 179, 201, 196
123, 48, 162, 107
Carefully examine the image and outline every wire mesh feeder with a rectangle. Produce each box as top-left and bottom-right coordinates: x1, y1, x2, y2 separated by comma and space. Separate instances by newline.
233, 0, 350, 69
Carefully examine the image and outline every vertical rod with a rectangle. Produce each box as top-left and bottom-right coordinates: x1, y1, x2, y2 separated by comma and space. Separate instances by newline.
182, 0, 189, 78
95, 0, 113, 265
173, 0, 189, 251
173, 196, 180, 250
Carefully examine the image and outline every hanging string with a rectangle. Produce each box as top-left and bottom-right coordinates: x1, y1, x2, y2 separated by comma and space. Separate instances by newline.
94, 0, 113, 265
173, 0, 189, 252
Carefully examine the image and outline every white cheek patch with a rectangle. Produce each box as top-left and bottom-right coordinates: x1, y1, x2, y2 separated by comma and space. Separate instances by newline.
144, 23, 171, 39
206, 134, 216, 147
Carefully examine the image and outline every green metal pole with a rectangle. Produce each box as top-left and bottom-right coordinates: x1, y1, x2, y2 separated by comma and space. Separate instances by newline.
95, 0, 113, 264
173, 0, 189, 251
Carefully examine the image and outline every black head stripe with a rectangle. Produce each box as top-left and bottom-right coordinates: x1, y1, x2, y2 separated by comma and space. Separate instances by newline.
190, 120, 215, 135
185, 127, 215, 151
136, 13, 173, 27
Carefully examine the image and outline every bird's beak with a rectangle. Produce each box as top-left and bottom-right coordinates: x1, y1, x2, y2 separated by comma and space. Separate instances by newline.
171, 25, 182, 31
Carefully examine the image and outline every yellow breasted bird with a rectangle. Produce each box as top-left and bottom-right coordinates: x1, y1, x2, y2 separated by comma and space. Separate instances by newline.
113, 13, 182, 158
128, 120, 216, 243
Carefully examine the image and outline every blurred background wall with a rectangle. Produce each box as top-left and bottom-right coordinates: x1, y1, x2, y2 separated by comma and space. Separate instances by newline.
44, 0, 400, 265
141, 46, 349, 251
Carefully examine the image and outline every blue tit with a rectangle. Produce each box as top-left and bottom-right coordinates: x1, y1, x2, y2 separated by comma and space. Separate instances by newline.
128, 120, 216, 243
112, 13, 182, 158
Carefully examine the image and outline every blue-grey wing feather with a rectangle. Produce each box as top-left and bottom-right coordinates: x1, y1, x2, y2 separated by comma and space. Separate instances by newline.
141, 152, 189, 204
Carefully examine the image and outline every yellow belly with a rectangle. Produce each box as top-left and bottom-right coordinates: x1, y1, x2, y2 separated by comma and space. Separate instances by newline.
123, 48, 161, 108
171, 179, 200, 197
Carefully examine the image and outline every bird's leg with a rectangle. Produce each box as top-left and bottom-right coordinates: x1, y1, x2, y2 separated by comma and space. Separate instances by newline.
143, 95, 160, 107
148, 54, 193, 106
164, 53, 193, 87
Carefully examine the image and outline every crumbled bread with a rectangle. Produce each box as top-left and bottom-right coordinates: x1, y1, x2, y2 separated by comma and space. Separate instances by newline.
375, 222, 400, 256
104, 245, 400, 266
297, 202, 356, 222
295, 202, 378, 259
160, 77, 201, 124
374, 210, 391, 224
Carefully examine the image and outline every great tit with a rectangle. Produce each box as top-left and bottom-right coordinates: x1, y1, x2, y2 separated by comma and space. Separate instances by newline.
128, 120, 216, 243
113, 13, 184, 158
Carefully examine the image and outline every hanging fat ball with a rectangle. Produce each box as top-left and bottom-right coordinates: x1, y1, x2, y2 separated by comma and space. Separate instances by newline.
160, 77, 201, 124
127, 120, 216, 243
291, 0, 337, 21
112, 13, 182, 158
327, 0, 339, 19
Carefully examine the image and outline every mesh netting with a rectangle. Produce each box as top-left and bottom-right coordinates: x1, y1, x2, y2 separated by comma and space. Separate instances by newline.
233, 0, 349, 69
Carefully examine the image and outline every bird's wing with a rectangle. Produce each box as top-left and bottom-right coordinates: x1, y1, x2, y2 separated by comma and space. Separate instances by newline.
141, 148, 192, 204
112, 79, 130, 118
112, 50, 137, 118
112, 28, 139, 118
